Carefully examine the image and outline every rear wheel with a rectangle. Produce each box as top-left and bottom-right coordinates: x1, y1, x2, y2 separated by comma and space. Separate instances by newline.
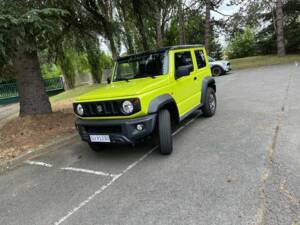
212, 66, 223, 77
202, 87, 217, 117
88, 143, 105, 152
158, 109, 173, 155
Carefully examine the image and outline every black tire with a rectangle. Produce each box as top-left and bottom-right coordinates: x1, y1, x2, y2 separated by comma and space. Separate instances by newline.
158, 109, 173, 155
211, 66, 223, 77
202, 87, 217, 117
88, 143, 105, 152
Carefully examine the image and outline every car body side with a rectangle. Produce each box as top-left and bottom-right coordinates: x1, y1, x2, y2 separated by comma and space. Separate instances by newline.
74, 47, 214, 121
74, 46, 216, 145
208, 57, 231, 75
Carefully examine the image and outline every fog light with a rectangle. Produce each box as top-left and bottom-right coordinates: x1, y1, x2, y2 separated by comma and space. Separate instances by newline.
136, 124, 144, 131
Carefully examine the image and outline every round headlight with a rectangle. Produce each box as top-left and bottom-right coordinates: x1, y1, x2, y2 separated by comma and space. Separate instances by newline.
76, 104, 84, 116
122, 100, 134, 114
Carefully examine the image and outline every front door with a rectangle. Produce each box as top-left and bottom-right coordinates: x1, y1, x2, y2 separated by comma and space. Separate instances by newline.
171, 50, 200, 117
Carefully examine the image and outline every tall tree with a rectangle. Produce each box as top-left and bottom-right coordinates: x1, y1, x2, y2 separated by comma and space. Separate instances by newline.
85, 37, 102, 83
116, 0, 135, 54
178, 0, 186, 45
131, 0, 151, 51
275, 0, 286, 56
0, 2, 67, 116
204, 0, 211, 52
81, 0, 119, 59
202, 0, 224, 53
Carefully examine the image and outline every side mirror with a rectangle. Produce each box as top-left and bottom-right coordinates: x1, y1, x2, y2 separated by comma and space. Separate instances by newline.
175, 66, 193, 79
107, 77, 111, 84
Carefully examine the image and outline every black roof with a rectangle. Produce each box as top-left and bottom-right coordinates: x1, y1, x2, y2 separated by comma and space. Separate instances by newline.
117, 44, 204, 61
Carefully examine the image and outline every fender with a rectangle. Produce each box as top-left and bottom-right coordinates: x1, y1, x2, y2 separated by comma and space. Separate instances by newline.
148, 94, 176, 114
201, 77, 216, 105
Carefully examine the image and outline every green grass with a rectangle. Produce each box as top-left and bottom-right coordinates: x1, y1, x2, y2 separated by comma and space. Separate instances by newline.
230, 55, 300, 70
50, 84, 103, 103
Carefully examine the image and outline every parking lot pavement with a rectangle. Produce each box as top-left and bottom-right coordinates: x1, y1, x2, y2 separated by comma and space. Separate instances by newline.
0, 64, 299, 225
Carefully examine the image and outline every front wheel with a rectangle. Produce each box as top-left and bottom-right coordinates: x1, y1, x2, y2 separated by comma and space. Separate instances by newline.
202, 87, 217, 117
158, 109, 173, 155
211, 66, 223, 77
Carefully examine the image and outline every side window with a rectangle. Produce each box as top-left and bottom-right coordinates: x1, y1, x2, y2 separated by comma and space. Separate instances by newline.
195, 50, 207, 69
174, 51, 194, 76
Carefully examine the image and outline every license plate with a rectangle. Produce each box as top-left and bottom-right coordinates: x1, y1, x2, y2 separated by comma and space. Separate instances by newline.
90, 135, 110, 143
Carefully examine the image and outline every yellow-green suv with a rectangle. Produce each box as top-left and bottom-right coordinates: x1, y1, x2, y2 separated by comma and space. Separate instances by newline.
73, 45, 216, 155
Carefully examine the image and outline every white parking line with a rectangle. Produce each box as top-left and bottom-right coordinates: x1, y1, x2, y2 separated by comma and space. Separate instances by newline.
25, 160, 53, 168
60, 167, 119, 178
54, 113, 199, 225
172, 126, 185, 136
54, 146, 158, 225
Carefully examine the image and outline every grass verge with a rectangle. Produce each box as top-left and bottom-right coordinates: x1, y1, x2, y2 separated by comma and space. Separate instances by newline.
0, 84, 104, 162
230, 55, 300, 70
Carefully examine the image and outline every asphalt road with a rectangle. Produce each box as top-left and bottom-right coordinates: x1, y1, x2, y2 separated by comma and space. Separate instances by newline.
1, 63, 300, 225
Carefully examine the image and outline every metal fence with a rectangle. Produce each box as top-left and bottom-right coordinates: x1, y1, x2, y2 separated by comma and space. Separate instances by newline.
0, 77, 65, 105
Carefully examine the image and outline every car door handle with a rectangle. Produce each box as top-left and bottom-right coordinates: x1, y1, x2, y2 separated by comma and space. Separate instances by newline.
194, 77, 197, 80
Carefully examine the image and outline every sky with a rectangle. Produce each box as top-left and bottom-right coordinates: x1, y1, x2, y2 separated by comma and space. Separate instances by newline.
211, 0, 240, 46
100, 0, 240, 55
212, 0, 239, 20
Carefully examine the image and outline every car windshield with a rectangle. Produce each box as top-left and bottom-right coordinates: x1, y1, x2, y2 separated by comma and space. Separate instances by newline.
113, 51, 168, 82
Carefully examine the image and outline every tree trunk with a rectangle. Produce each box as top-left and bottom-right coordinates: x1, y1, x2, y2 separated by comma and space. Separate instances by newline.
122, 19, 135, 54
123, 24, 135, 54
135, 13, 150, 51
132, 0, 149, 51
59, 50, 76, 89
204, 0, 211, 54
102, 21, 118, 60
108, 35, 118, 60
156, 9, 163, 48
86, 41, 102, 83
178, 0, 185, 45
13, 49, 52, 116
276, 0, 286, 56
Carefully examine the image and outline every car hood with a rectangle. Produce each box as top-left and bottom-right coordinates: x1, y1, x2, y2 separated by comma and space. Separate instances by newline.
75, 76, 169, 102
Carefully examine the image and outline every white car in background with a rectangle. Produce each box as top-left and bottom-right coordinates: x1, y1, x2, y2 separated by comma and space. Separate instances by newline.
208, 56, 231, 77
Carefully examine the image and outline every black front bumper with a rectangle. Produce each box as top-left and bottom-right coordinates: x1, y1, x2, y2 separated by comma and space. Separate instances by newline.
75, 114, 157, 144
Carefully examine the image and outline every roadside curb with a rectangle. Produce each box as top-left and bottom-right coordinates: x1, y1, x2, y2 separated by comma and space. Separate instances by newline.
0, 133, 78, 174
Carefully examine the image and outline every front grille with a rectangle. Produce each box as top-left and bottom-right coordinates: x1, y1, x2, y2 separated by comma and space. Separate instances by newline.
74, 99, 141, 117
85, 125, 122, 134
83, 101, 122, 116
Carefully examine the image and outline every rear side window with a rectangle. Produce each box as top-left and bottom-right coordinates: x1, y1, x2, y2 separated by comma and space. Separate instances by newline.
174, 51, 194, 73
195, 50, 206, 69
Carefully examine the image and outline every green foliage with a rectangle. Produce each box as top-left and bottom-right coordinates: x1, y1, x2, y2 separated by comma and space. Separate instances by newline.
0, 64, 15, 83
86, 38, 102, 83
99, 52, 113, 69
41, 64, 61, 79
226, 27, 256, 59
226, 0, 300, 56
73, 53, 90, 75
164, 8, 222, 58
59, 50, 76, 89
0, 5, 68, 62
